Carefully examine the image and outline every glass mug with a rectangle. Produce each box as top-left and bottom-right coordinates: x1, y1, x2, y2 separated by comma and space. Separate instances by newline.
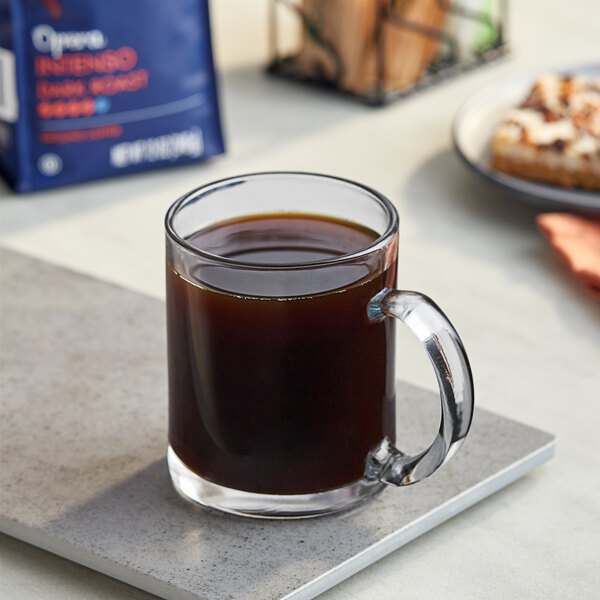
165, 172, 474, 518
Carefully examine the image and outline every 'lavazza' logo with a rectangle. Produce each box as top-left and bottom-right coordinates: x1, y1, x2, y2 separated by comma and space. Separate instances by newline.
31, 24, 107, 59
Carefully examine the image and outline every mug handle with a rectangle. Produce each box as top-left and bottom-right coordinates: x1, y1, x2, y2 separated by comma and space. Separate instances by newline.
365, 289, 474, 486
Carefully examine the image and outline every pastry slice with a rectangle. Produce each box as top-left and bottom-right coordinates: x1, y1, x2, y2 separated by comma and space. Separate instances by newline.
490, 74, 600, 190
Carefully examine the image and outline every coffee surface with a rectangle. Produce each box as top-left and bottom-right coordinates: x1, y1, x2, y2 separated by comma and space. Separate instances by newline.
189, 213, 376, 264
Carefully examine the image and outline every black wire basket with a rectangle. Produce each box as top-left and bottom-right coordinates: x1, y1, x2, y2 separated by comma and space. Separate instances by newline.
267, 0, 509, 105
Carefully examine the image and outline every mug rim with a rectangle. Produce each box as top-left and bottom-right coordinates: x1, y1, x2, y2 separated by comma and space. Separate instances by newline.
165, 171, 399, 270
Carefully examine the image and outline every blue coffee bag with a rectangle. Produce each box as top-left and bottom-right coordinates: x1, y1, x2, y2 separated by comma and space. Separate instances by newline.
0, 0, 225, 192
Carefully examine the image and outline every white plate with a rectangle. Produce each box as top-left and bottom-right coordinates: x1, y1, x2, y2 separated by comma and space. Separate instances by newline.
452, 64, 600, 213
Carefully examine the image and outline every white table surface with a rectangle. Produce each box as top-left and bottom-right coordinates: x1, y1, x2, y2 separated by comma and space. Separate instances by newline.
1, 1, 599, 598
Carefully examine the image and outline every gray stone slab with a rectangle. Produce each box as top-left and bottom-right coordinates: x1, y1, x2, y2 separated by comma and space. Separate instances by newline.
0, 247, 555, 600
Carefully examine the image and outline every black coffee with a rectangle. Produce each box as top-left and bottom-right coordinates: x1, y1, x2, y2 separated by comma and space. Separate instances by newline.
166, 214, 396, 495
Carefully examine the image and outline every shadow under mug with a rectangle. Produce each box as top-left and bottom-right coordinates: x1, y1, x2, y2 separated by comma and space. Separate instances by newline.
165, 172, 474, 518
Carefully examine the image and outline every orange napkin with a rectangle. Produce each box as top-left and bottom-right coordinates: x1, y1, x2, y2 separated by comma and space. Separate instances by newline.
536, 213, 600, 299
